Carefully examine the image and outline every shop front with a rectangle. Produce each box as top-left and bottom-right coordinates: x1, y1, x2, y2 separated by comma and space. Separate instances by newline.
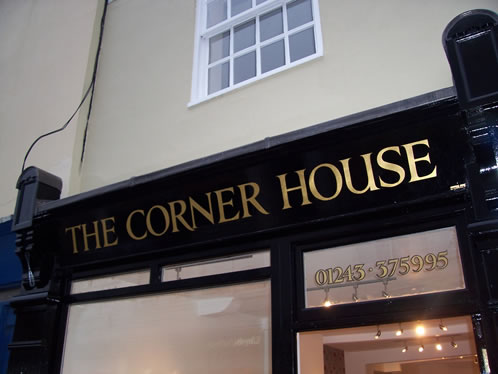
7, 9, 498, 374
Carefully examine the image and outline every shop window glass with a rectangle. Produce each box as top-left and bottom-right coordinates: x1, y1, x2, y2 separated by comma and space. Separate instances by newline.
162, 250, 270, 282
303, 227, 465, 308
298, 316, 480, 374
70, 269, 150, 294
61, 281, 272, 374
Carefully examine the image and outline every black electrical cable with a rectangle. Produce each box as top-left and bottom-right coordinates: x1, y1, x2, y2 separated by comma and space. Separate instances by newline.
21, 0, 108, 173
21, 79, 95, 172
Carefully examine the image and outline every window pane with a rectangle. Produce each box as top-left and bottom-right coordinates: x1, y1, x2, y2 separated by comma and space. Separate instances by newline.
287, 0, 313, 30
207, 0, 227, 28
70, 270, 150, 294
256, 0, 268, 4
261, 39, 285, 73
163, 251, 270, 282
298, 317, 477, 374
62, 281, 272, 374
209, 31, 230, 63
289, 27, 315, 62
260, 7, 283, 42
234, 51, 256, 84
303, 227, 465, 308
209, 61, 230, 94
231, 0, 252, 16
234, 19, 256, 53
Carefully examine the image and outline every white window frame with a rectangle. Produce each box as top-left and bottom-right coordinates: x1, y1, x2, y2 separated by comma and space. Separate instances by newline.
189, 0, 323, 106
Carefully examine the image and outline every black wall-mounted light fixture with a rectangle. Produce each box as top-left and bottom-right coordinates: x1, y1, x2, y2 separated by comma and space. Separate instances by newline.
443, 9, 498, 110
11, 167, 62, 290
12, 167, 62, 232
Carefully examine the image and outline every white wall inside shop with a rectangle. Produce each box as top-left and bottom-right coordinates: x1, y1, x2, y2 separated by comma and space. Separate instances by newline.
0, 0, 103, 218
79, 0, 498, 193
345, 339, 475, 374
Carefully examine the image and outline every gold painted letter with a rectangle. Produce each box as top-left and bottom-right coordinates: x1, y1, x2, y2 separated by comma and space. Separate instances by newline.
309, 163, 343, 201
402, 139, 437, 183
277, 169, 311, 210
340, 153, 380, 194
126, 210, 147, 240
101, 217, 119, 247
377, 146, 406, 188
65, 225, 82, 254
215, 187, 241, 223
189, 194, 215, 229
81, 221, 102, 252
238, 182, 270, 218
146, 205, 170, 237
169, 200, 195, 232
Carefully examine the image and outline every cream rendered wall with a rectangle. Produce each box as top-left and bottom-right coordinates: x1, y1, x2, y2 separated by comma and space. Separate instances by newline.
0, 0, 103, 218
79, 0, 498, 192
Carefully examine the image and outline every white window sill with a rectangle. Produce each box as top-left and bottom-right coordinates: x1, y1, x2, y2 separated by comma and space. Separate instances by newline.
188, 50, 323, 108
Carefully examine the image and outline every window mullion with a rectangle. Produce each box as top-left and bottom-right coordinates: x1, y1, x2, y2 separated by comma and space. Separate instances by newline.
230, 27, 234, 87
287, 21, 315, 37
282, 2, 290, 65
255, 15, 261, 76
204, 41, 210, 97
202, 0, 284, 40
207, 56, 231, 68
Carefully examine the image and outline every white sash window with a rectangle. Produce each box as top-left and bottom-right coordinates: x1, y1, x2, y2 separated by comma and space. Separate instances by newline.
190, 0, 323, 105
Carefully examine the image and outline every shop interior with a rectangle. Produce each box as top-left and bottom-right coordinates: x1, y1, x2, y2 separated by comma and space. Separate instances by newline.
298, 316, 481, 374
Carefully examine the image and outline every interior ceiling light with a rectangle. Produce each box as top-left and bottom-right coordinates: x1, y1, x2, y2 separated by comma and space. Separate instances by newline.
451, 338, 458, 348
439, 319, 448, 331
419, 344, 425, 353
374, 325, 381, 339
436, 340, 443, 351
415, 323, 425, 336
402, 342, 408, 353
323, 288, 332, 308
396, 323, 404, 336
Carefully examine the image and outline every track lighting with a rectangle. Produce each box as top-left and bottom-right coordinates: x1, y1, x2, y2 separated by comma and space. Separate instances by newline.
396, 323, 403, 336
415, 323, 425, 336
402, 342, 408, 353
418, 344, 424, 352
323, 288, 332, 307
374, 325, 381, 339
352, 285, 359, 302
451, 338, 458, 348
382, 280, 390, 298
436, 340, 443, 351
439, 319, 448, 331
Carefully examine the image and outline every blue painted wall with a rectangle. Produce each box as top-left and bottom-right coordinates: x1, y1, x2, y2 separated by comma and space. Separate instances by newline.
0, 220, 21, 374
0, 221, 21, 288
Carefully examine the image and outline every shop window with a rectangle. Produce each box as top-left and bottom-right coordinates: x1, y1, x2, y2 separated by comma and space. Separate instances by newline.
70, 269, 150, 294
162, 250, 270, 281
297, 316, 481, 374
190, 0, 323, 105
303, 227, 465, 308
61, 281, 271, 374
